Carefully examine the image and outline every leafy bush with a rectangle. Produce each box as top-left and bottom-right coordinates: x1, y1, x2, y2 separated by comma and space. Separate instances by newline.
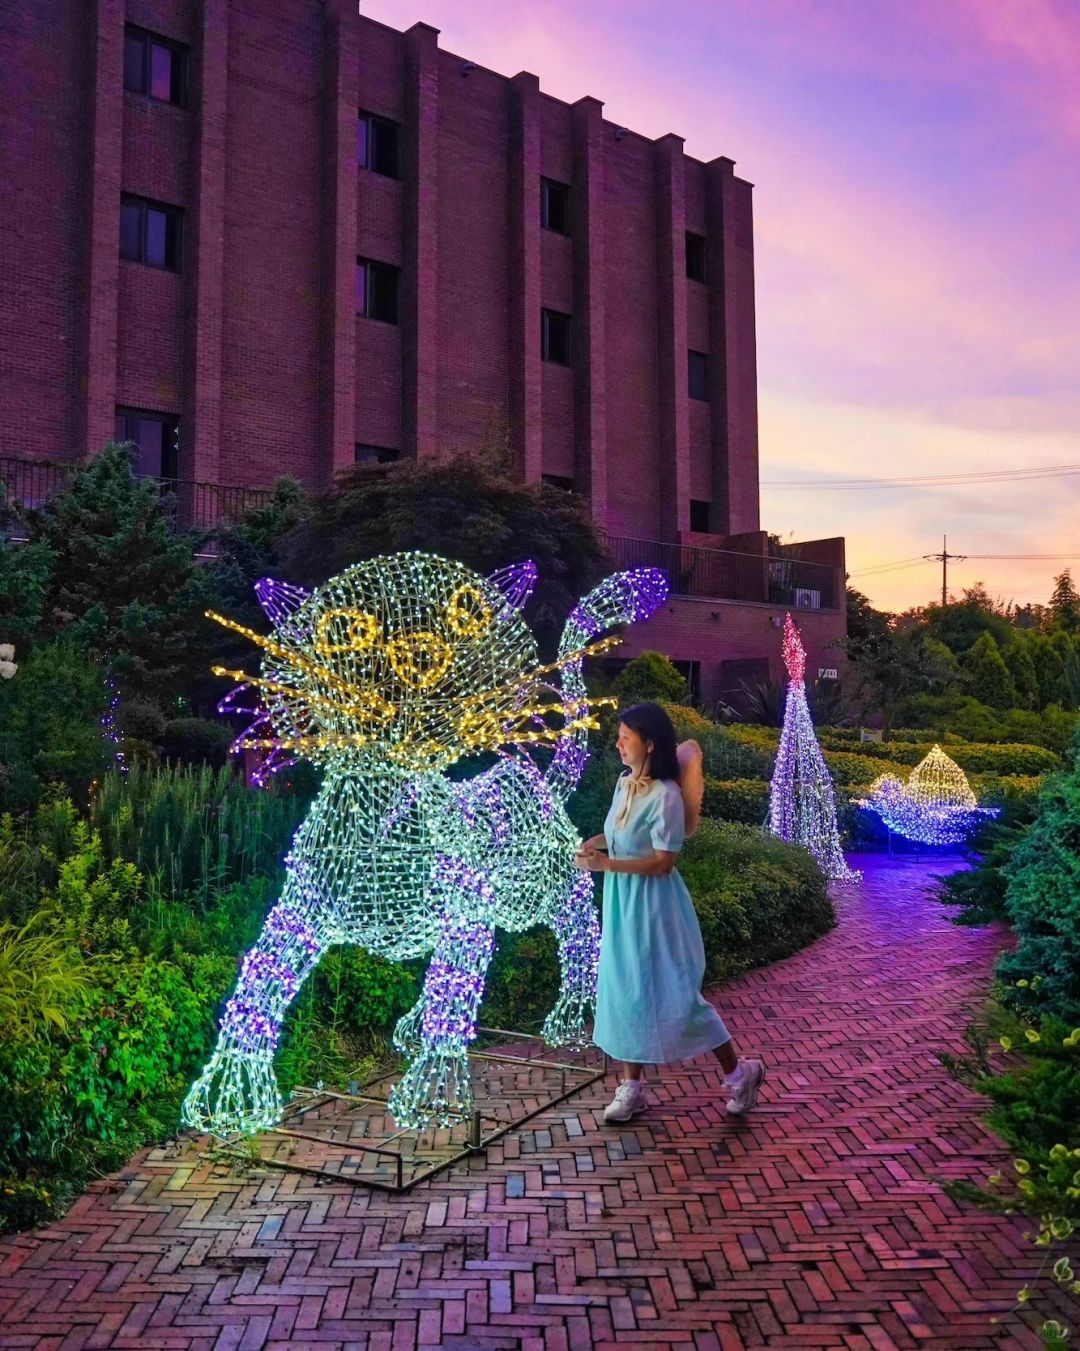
480, 928, 562, 1034
91, 764, 306, 906
0, 641, 109, 811
702, 777, 770, 825
661, 704, 775, 779
612, 651, 688, 705
158, 718, 235, 766
314, 946, 419, 1034
680, 820, 835, 986
822, 751, 912, 787
998, 767, 1080, 1024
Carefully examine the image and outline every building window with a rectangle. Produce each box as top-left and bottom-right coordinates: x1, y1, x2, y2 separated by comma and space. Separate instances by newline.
540, 178, 570, 235
690, 499, 711, 533
355, 443, 399, 465
115, 408, 179, 480
688, 349, 708, 401
123, 26, 187, 105
541, 309, 572, 365
357, 112, 399, 178
356, 259, 400, 323
119, 195, 182, 270
542, 473, 575, 492
685, 232, 706, 282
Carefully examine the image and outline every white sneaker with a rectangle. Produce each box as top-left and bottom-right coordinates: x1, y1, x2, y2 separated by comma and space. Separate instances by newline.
725, 1058, 765, 1115
603, 1080, 646, 1123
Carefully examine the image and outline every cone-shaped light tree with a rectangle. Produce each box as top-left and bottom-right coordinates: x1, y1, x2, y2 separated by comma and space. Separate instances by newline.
768, 614, 860, 882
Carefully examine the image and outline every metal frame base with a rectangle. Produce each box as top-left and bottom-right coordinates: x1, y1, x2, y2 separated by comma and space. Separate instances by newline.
207, 1028, 608, 1193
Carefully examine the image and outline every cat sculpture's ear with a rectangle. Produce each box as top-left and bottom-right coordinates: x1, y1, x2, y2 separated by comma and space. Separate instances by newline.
486, 560, 537, 613
254, 577, 311, 625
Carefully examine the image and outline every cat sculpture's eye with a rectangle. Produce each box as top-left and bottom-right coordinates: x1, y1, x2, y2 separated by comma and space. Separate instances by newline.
386, 631, 454, 689
315, 608, 381, 656
445, 584, 493, 639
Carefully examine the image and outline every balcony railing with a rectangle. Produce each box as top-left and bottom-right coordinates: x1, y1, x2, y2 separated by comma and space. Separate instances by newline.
603, 533, 841, 610
0, 456, 275, 533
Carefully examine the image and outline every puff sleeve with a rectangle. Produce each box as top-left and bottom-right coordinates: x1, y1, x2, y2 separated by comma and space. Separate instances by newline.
650, 782, 687, 853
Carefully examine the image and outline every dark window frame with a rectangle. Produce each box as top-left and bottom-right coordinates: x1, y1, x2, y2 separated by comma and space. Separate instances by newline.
114, 406, 180, 481
357, 111, 400, 178
685, 231, 706, 282
123, 25, 188, 106
541, 308, 572, 366
688, 349, 709, 401
689, 499, 711, 533
356, 258, 400, 324
540, 178, 571, 235
541, 473, 575, 492
354, 443, 400, 465
119, 194, 183, 271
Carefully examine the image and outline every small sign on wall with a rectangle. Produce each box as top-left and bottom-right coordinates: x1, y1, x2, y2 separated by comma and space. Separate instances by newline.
817, 667, 838, 680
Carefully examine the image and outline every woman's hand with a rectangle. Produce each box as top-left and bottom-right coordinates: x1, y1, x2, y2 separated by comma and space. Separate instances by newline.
573, 844, 608, 872
580, 833, 607, 853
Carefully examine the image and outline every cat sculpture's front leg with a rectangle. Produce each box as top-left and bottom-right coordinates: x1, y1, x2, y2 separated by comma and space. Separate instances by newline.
387, 856, 495, 1130
182, 875, 333, 1137
541, 869, 601, 1050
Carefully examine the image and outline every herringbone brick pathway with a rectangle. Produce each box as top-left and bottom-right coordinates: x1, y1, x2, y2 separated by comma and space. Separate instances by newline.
3, 854, 1077, 1350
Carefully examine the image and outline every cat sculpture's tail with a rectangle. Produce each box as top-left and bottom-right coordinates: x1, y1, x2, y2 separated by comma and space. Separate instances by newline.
546, 567, 668, 800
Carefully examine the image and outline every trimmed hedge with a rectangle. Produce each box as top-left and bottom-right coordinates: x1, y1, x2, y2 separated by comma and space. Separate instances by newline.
679, 820, 835, 986
702, 777, 769, 825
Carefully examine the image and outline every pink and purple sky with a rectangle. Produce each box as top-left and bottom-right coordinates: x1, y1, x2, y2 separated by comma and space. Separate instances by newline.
366, 0, 1080, 614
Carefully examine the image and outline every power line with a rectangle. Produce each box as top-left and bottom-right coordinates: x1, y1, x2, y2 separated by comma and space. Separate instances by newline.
762, 462, 1080, 490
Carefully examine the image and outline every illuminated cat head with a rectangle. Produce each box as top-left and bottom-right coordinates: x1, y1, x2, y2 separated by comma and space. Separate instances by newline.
210, 552, 616, 775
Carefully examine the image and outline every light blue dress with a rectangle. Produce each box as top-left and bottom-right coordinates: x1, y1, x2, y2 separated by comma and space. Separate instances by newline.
592, 775, 732, 1064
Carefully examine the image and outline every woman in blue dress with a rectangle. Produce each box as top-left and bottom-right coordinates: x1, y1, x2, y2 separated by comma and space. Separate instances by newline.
574, 702, 765, 1123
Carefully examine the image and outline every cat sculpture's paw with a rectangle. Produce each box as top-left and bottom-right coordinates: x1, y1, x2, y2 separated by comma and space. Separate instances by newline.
541, 992, 594, 1051
387, 1047, 473, 1130
391, 997, 425, 1054
181, 1047, 283, 1137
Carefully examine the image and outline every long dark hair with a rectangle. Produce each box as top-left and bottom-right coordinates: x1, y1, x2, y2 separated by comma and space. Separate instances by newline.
617, 702, 681, 783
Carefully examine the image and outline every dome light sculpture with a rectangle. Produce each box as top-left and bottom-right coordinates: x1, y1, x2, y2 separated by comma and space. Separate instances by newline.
857, 744, 999, 846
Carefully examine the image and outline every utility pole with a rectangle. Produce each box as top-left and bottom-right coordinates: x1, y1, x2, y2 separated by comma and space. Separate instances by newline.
923, 535, 967, 606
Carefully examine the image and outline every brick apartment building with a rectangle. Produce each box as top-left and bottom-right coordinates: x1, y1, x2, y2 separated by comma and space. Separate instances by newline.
0, 0, 847, 707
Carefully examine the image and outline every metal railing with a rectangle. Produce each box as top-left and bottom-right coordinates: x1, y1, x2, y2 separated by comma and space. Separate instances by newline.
603, 533, 841, 610
0, 456, 275, 533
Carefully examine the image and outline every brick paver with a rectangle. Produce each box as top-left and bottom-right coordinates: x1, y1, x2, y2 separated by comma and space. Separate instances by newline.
2, 854, 1076, 1349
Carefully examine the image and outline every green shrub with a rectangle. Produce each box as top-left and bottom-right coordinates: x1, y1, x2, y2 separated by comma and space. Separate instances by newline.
662, 706, 774, 778
961, 633, 1017, 710
680, 820, 835, 986
702, 777, 770, 825
822, 750, 912, 787
158, 718, 235, 766
480, 928, 562, 1034
91, 763, 306, 906
612, 651, 688, 705
998, 767, 1080, 1024
314, 946, 419, 1034
0, 642, 110, 811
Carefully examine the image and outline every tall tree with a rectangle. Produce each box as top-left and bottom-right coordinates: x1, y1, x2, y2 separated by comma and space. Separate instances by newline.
1030, 632, 1068, 710
1002, 635, 1040, 711
1049, 569, 1080, 634
961, 632, 1017, 711
277, 456, 612, 655
920, 582, 1015, 656
27, 443, 212, 707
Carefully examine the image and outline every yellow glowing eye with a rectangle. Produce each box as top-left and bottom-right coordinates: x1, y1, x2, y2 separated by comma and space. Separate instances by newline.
446, 584, 493, 639
315, 609, 381, 655
386, 631, 454, 689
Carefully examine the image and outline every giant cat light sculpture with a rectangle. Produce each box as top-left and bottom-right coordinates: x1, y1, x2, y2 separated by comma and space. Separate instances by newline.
181, 552, 667, 1134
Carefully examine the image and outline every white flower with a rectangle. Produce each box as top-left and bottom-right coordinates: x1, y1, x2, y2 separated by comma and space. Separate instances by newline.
0, 660, 16, 680
0, 644, 14, 661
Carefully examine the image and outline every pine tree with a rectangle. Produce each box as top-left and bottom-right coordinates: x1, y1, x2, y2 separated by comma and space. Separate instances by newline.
961, 632, 1017, 710
1049, 568, 1080, 634
1031, 632, 1068, 710
30, 443, 212, 705
767, 614, 859, 882
1001, 636, 1040, 711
